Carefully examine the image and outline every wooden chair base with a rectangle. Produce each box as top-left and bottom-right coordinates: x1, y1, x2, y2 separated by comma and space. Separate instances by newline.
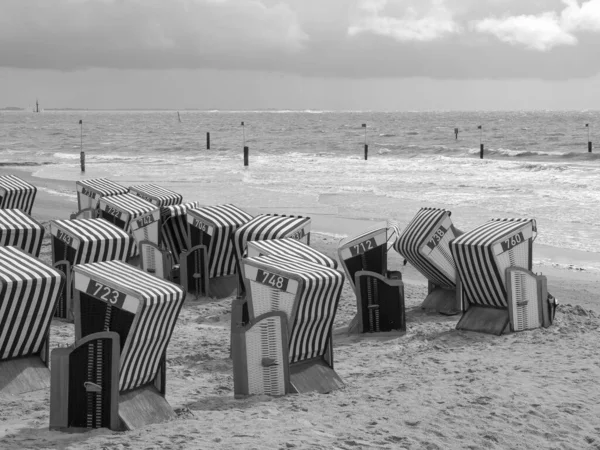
422, 286, 461, 316
0, 356, 49, 395
289, 358, 344, 394
456, 305, 510, 335
208, 275, 238, 299
119, 384, 177, 430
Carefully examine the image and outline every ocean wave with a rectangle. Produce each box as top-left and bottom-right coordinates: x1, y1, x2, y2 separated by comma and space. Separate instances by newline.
0, 161, 52, 167
379, 133, 396, 137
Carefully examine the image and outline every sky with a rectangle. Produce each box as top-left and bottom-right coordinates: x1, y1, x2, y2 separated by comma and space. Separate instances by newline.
1, 0, 600, 110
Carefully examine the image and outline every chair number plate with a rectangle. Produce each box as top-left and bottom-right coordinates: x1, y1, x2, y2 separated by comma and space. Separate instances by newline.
256, 269, 289, 291
136, 214, 156, 229
81, 187, 96, 199
349, 237, 376, 257
500, 232, 525, 253
426, 225, 448, 251
85, 280, 126, 308
104, 205, 122, 219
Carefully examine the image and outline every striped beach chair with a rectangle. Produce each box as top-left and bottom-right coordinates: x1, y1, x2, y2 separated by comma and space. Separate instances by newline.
75, 178, 128, 219
0, 209, 45, 257
128, 184, 183, 207
450, 218, 555, 335
184, 204, 253, 298
50, 260, 185, 431
0, 174, 37, 215
232, 254, 344, 396
337, 221, 405, 333
50, 218, 136, 320
97, 193, 158, 233
0, 246, 64, 395
394, 207, 463, 314
246, 238, 338, 269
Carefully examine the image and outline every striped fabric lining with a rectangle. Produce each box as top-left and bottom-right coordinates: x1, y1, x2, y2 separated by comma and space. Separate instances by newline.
244, 254, 344, 364
394, 207, 456, 289
0, 209, 45, 257
247, 238, 338, 269
450, 218, 536, 308
233, 214, 311, 270
0, 246, 62, 360
160, 201, 202, 264
188, 204, 253, 278
0, 175, 37, 215
77, 178, 128, 198
74, 260, 185, 392
99, 194, 158, 231
128, 184, 183, 207
50, 218, 136, 263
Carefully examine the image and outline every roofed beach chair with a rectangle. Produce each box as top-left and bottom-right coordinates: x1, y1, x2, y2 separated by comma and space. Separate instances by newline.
232, 254, 344, 396
74, 178, 128, 219
0, 209, 45, 257
97, 193, 159, 234
49, 218, 136, 320
128, 183, 183, 207
0, 246, 64, 395
337, 220, 405, 333
0, 174, 37, 215
184, 204, 253, 299
50, 260, 185, 431
246, 238, 338, 269
394, 207, 463, 315
449, 218, 556, 335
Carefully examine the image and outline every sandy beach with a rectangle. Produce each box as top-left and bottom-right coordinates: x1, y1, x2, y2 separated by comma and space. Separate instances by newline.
1, 166, 600, 450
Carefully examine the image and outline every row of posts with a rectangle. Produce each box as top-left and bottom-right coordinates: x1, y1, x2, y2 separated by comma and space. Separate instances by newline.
78, 120, 594, 172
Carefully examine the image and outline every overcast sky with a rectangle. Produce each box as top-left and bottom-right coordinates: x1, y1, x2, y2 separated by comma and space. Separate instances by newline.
2, 0, 600, 110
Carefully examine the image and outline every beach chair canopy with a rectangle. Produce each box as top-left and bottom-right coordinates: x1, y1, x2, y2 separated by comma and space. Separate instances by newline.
394, 207, 458, 289
0, 246, 63, 361
73, 260, 185, 392
0, 175, 37, 215
242, 254, 344, 364
98, 193, 158, 231
0, 209, 45, 257
187, 204, 253, 278
233, 214, 311, 267
450, 218, 536, 308
247, 238, 338, 269
128, 184, 183, 207
77, 178, 128, 203
50, 218, 136, 264
159, 201, 202, 264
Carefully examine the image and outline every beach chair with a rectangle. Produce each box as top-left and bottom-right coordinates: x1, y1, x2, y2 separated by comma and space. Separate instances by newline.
450, 218, 556, 335
232, 255, 344, 396
337, 220, 404, 333
0, 174, 37, 215
97, 193, 159, 233
74, 178, 128, 219
184, 204, 253, 299
394, 207, 463, 314
0, 208, 45, 257
0, 246, 64, 395
246, 238, 338, 269
49, 218, 136, 320
50, 260, 185, 431
133, 201, 202, 283
128, 183, 183, 207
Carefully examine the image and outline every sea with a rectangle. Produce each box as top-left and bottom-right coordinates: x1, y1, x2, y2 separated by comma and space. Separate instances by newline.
2, 110, 600, 271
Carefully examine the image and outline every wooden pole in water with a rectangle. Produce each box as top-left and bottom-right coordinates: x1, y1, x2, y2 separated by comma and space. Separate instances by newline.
478, 125, 483, 159
242, 122, 248, 166
207, 132, 210, 150
362, 123, 368, 160
586, 123, 592, 152
79, 119, 85, 172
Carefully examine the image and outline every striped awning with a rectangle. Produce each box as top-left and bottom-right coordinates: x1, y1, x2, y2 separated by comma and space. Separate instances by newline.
187, 204, 253, 278
0, 175, 37, 215
76, 178, 128, 199
233, 214, 311, 268
450, 218, 536, 308
338, 220, 400, 254
128, 184, 183, 207
73, 260, 185, 392
99, 193, 158, 229
159, 201, 202, 264
247, 238, 338, 269
0, 209, 45, 257
394, 208, 457, 289
243, 254, 344, 364
50, 218, 136, 264
0, 246, 63, 361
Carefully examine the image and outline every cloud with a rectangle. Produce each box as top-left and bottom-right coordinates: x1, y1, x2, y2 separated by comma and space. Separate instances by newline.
561, 0, 600, 32
348, 0, 461, 42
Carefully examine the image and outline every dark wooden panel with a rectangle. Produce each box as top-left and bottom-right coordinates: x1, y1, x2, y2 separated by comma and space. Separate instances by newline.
0, 356, 49, 395
289, 358, 344, 394
119, 384, 176, 430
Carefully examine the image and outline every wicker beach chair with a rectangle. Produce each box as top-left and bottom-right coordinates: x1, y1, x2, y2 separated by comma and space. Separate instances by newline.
0, 246, 65, 395
50, 260, 185, 431
394, 207, 463, 314
337, 220, 405, 333
49, 218, 136, 320
232, 254, 344, 396
0, 174, 37, 215
450, 218, 556, 335
74, 178, 128, 219
0, 208, 45, 257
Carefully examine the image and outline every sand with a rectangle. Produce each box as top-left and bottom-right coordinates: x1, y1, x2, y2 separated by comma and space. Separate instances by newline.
1, 167, 600, 450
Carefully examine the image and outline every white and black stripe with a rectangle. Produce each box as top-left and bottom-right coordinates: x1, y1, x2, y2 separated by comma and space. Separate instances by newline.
243, 255, 343, 364
0, 246, 62, 360
188, 204, 253, 278
450, 218, 536, 308
0, 175, 37, 215
98, 194, 158, 231
0, 209, 45, 257
247, 238, 337, 269
73, 260, 184, 392
77, 178, 128, 198
128, 184, 183, 207
160, 201, 202, 264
